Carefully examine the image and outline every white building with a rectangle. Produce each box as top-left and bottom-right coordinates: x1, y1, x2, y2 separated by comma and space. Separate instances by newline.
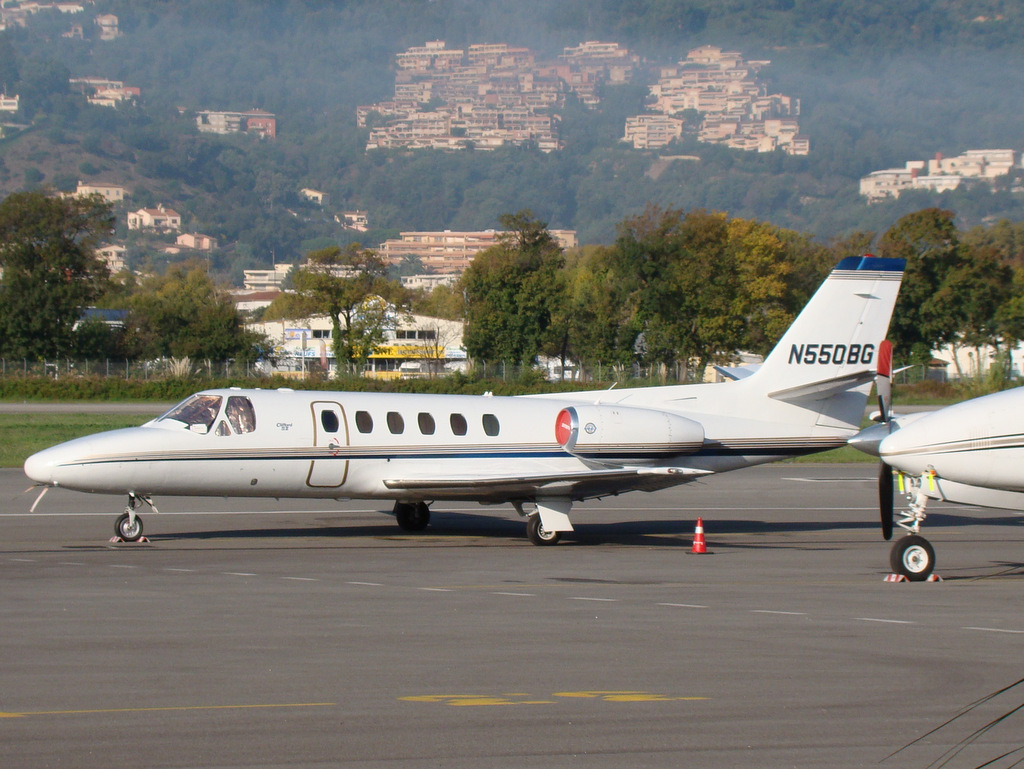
861, 150, 1020, 201
250, 312, 466, 379
127, 205, 181, 231
243, 263, 293, 291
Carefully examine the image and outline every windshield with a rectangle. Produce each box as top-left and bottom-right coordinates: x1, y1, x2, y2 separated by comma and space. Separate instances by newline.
157, 394, 223, 432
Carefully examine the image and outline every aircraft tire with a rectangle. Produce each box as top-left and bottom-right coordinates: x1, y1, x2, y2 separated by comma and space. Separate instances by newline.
115, 512, 144, 542
889, 534, 935, 581
395, 502, 430, 532
526, 514, 561, 546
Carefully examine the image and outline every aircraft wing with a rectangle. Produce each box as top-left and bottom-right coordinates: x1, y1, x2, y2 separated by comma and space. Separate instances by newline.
383, 466, 710, 499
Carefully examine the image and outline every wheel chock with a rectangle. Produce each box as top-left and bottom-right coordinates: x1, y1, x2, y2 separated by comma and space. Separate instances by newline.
109, 535, 150, 543
883, 573, 942, 583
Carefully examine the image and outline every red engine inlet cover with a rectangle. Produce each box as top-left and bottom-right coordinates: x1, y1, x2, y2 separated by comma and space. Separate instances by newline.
555, 408, 575, 446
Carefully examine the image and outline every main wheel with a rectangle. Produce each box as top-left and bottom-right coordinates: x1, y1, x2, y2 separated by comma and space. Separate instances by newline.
526, 514, 561, 546
890, 534, 935, 581
395, 502, 430, 532
115, 512, 143, 542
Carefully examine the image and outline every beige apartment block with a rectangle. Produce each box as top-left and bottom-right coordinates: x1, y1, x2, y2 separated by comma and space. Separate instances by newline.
95, 244, 127, 272
379, 229, 577, 274
623, 114, 684, 149
861, 150, 1018, 201
73, 181, 129, 202
176, 232, 218, 251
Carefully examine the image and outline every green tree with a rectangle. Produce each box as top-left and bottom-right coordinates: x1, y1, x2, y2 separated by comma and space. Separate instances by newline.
460, 211, 566, 365
122, 264, 264, 361
606, 207, 745, 377
938, 245, 1013, 378
0, 190, 113, 359
282, 244, 406, 373
877, 208, 967, 365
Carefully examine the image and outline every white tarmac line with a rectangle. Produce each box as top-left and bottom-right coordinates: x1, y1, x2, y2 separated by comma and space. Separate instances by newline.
752, 610, 807, 616
856, 617, 914, 625
962, 626, 1024, 634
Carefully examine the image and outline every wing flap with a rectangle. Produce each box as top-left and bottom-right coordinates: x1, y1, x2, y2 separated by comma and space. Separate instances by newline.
383, 466, 710, 497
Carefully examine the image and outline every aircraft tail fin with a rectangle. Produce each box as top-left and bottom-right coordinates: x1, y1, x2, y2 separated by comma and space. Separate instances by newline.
752, 255, 905, 429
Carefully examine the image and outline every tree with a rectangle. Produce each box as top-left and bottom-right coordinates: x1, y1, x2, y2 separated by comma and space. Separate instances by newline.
938, 245, 1013, 378
122, 264, 264, 361
0, 191, 113, 359
284, 244, 406, 373
877, 209, 965, 365
605, 206, 744, 377
460, 211, 566, 365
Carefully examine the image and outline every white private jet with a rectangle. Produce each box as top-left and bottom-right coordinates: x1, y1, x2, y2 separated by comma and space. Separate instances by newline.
25, 255, 904, 546
852, 383, 1024, 581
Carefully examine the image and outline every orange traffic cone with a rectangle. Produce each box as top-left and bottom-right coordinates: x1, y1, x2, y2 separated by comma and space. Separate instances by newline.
691, 518, 707, 554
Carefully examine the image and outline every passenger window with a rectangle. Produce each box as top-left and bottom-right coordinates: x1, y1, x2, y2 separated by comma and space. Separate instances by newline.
418, 413, 435, 435
482, 414, 500, 436
320, 410, 340, 433
226, 396, 256, 434
355, 411, 373, 433
387, 412, 405, 434
450, 413, 468, 436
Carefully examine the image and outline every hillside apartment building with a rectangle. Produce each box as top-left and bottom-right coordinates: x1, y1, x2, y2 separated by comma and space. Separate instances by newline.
860, 150, 1020, 201
196, 109, 277, 139
359, 40, 638, 153
378, 229, 578, 274
623, 46, 808, 155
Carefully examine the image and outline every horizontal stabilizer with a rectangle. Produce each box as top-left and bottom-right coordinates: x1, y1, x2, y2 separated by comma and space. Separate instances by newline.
713, 364, 761, 381
767, 370, 874, 404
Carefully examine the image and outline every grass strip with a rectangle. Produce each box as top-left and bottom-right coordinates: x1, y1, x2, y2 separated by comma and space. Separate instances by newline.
0, 413, 152, 468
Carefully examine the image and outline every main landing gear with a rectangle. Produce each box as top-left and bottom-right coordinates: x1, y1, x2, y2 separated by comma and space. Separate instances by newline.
889, 472, 937, 582
526, 513, 561, 546
394, 501, 431, 532
113, 493, 157, 542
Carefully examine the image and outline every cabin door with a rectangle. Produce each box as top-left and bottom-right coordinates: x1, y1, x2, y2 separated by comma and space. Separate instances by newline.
307, 401, 349, 488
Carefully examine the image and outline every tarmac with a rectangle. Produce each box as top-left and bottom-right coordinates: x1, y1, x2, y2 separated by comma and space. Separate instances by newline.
2, 463, 1023, 768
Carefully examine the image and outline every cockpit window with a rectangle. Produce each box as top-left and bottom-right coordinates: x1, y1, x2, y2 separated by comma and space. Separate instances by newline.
158, 394, 223, 433
226, 396, 256, 434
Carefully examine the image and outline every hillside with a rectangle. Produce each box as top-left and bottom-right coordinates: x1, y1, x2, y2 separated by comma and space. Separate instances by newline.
3, 0, 1024, 284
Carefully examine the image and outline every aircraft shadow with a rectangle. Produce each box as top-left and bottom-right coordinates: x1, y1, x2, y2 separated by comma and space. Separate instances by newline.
111, 509, 1024, 549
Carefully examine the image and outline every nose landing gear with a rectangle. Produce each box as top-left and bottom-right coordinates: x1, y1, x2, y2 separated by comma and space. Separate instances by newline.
112, 494, 158, 543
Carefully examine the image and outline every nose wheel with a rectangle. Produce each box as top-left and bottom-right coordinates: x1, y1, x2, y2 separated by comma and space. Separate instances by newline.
112, 494, 157, 543
890, 534, 935, 581
115, 510, 144, 542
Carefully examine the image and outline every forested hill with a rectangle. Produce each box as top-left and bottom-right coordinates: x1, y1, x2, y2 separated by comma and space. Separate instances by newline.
2, 0, 1024, 283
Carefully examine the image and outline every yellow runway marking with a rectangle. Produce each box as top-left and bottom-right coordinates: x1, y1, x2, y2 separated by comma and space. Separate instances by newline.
0, 702, 335, 719
400, 691, 707, 707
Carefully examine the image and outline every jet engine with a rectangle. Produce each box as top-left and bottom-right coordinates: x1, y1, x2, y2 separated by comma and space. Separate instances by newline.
555, 405, 704, 461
